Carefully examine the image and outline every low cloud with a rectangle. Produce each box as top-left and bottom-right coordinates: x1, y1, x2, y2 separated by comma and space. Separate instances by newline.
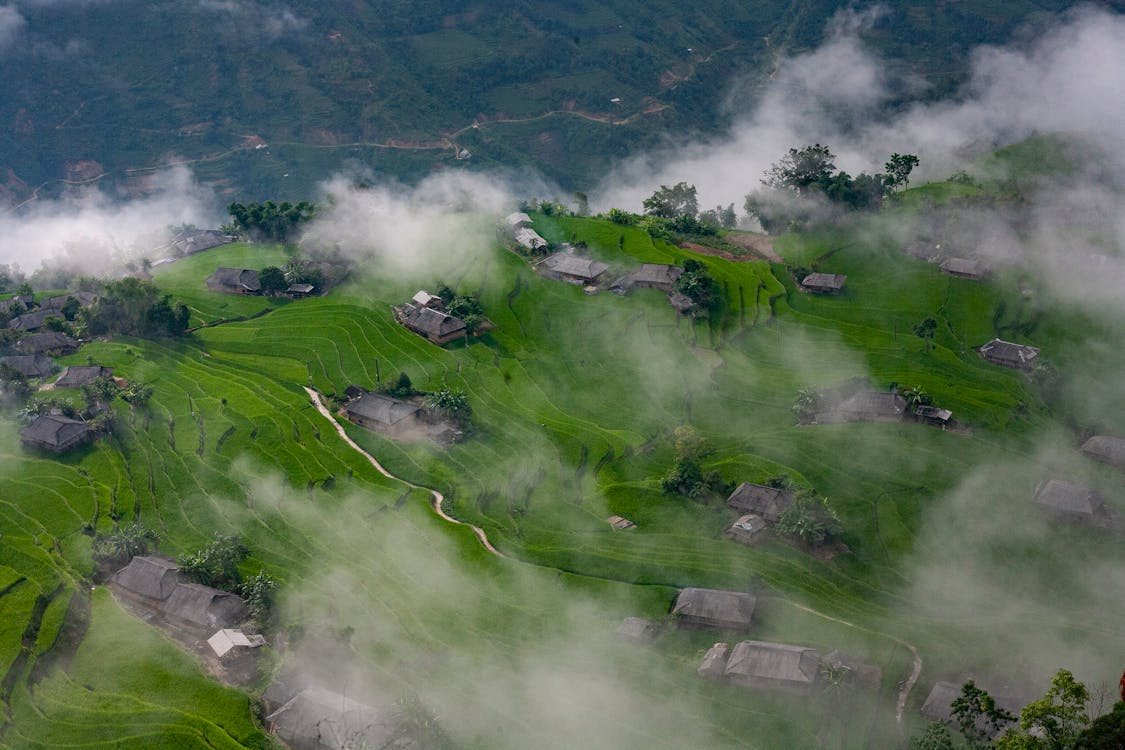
0, 165, 217, 275
0, 5, 26, 52
197, 0, 307, 39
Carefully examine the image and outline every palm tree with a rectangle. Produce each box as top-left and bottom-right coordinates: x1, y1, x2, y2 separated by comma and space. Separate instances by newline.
901, 385, 933, 412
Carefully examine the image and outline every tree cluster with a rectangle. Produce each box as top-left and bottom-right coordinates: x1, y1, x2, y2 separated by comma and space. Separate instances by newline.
745, 145, 919, 232
675, 259, 720, 310
661, 426, 723, 499
179, 533, 249, 590
226, 201, 317, 243
93, 523, 159, 564
81, 278, 190, 338
425, 387, 472, 425
774, 495, 841, 547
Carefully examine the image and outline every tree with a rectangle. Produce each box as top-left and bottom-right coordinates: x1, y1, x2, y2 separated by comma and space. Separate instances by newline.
93, 523, 159, 563
425, 388, 471, 423
673, 425, 710, 462
885, 153, 920, 191
642, 182, 698, 219
775, 495, 841, 546
792, 387, 821, 421
676, 259, 719, 310
1074, 701, 1125, 749
16, 282, 33, 299
121, 382, 154, 407
661, 457, 706, 498
574, 191, 589, 217
763, 144, 837, 195
381, 372, 416, 398
901, 385, 933, 412
719, 203, 738, 229
179, 533, 249, 590
914, 317, 938, 352
909, 722, 957, 750
82, 375, 119, 409
259, 266, 288, 296
952, 679, 1017, 748
607, 208, 635, 225
239, 569, 278, 626
60, 296, 81, 321
996, 670, 1091, 750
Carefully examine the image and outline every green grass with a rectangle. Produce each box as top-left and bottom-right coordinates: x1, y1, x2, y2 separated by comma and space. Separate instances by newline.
2, 205, 1124, 747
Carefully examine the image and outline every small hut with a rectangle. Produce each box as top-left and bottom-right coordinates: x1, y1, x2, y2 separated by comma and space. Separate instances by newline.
1080, 435, 1125, 472
1033, 479, 1106, 526
726, 483, 794, 523
697, 642, 731, 680
727, 514, 767, 545
801, 273, 847, 294
672, 587, 756, 631
724, 640, 820, 694
977, 339, 1039, 370
207, 628, 267, 661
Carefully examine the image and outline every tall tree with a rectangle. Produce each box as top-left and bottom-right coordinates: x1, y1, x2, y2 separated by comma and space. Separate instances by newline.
642, 182, 699, 219
885, 153, 921, 191
259, 266, 288, 296
763, 144, 837, 195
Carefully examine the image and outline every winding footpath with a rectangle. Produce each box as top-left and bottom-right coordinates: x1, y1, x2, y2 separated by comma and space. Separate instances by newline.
305, 387, 921, 727
304, 388, 503, 556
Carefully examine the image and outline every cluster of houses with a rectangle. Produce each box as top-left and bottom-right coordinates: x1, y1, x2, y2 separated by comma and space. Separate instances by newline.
504, 212, 549, 254
806, 383, 954, 428
905, 239, 990, 281
1027, 434, 1125, 533
110, 555, 266, 667
723, 481, 795, 546
205, 267, 317, 297
392, 290, 468, 345
16, 365, 118, 453
3, 291, 96, 334
620, 586, 879, 695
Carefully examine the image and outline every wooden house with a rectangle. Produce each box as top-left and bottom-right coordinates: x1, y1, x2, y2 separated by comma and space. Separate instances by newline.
19, 414, 94, 452
672, 587, 756, 630
801, 273, 846, 294
977, 338, 1039, 370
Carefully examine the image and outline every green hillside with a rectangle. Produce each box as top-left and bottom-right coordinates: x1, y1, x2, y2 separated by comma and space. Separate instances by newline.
2, 180, 1123, 748
0, 0, 1093, 202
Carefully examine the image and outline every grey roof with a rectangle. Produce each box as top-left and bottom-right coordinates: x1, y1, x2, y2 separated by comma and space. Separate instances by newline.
8, 309, 58, 332
505, 212, 532, 228
41, 291, 97, 310
207, 267, 261, 292
1080, 435, 1125, 470
111, 556, 182, 601
725, 640, 820, 686
672, 587, 756, 629
16, 332, 78, 355
1033, 479, 1104, 516
940, 257, 984, 277
978, 338, 1039, 367
161, 583, 248, 630
617, 617, 657, 642
513, 226, 547, 250
921, 681, 1022, 731
540, 252, 610, 281
267, 686, 405, 750
669, 292, 694, 312
55, 365, 113, 389
287, 283, 315, 294
835, 390, 907, 419
726, 483, 794, 522
698, 642, 731, 680
401, 304, 466, 340
172, 229, 235, 255
728, 514, 767, 538
632, 263, 683, 286
0, 354, 54, 378
914, 405, 953, 422
802, 272, 847, 291
345, 392, 421, 426
19, 414, 93, 449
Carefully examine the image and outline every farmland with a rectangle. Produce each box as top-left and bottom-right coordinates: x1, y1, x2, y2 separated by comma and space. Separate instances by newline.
1, 191, 1123, 748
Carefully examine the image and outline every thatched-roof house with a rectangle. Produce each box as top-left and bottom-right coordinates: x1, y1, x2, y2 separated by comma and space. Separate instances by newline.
977, 339, 1039, 370
538, 252, 610, 284
171, 228, 235, 256
504, 212, 532, 229
8, 309, 57, 332
697, 642, 731, 680
1080, 435, 1125, 472
16, 332, 78, 355
630, 264, 683, 292
0, 294, 34, 314
0, 354, 54, 379
161, 583, 248, 631
727, 514, 767, 545
829, 390, 906, 423
41, 291, 97, 311
398, 304, 467, 344
513, 226, 547, 252
411, 290, 444, 310
341, 392, 423, 437
54, 365, 113, 389
266, 686, 408, 750
19, 414, 95, 452
726, 483, 794, 523
921, 681, 1022, 735
724, 640, 820, 694
913, 405, 953, 426
617, 617, 658, 643
110, 556, 182, 602
801, 273, 846, 294
207, 628, 267, 661
939, 257, 985, 280
1033, 479, 1106, 524
206, 267, 261, 294
287, 283, 315, 297
606, 515, 636, 530
672, 587, 756, 631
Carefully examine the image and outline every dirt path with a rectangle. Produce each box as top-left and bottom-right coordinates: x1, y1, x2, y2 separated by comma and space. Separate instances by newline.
722, 232, 784, 263
779, 599, 922, 728
303, 388, 504, 557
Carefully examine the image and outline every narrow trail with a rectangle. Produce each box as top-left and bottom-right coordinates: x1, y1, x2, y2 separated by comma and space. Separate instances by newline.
306, 386, 923, 724
303, 388, 504, 557
781, 599, 922, 728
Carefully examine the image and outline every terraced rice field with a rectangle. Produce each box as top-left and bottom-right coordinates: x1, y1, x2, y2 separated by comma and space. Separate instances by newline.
1, 209, 1122, 748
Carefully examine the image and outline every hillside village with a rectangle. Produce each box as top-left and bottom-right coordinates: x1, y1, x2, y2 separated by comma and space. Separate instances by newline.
1, 152, 1124, 750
